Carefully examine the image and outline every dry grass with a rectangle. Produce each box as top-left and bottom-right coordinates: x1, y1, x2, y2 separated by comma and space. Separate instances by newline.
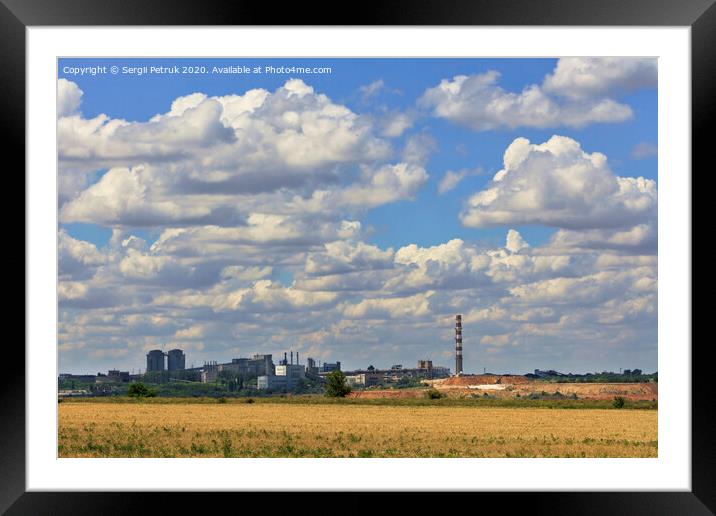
58, 402, 657, 458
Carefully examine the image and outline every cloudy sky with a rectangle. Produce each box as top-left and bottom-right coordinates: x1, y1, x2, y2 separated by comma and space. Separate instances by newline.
57, 58, 657, 375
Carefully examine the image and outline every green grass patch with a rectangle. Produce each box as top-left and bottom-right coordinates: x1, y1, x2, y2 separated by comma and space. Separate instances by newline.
60, 394, 657, 410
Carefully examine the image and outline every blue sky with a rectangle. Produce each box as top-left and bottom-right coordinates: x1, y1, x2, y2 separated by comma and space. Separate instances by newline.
57, 58, 658, 374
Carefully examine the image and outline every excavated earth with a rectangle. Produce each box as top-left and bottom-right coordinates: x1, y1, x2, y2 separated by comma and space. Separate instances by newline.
350, 375, 658, 401
428, 376, 658, 400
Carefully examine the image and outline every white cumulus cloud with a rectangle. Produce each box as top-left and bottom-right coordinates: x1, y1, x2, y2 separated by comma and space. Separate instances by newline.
437, 170, 467, 195
542, 57, 657, 100
420, 58, 655, 131
58, 78, 83, 117
420, 70, 632, 131
460, 136, 657, 231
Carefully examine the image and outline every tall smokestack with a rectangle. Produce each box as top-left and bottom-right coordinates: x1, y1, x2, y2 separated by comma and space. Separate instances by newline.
290, 351, 293, 365
455, 314, 463, 376
284, 352, 288, 365
296, 352, 299, 364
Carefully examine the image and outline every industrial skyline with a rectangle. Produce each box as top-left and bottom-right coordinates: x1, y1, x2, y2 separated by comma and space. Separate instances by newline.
58, 57, 657, 375
62, 314, 651, 380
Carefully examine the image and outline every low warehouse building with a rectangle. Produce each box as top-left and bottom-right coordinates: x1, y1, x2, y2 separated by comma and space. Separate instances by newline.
345, 373, 382, 387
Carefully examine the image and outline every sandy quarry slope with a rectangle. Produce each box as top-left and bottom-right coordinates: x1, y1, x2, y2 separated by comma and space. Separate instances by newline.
428, 375, 658, 400
350, 375, 657, 401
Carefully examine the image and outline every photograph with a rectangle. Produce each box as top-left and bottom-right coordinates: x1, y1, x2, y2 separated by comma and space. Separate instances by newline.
55, 56, 659, 459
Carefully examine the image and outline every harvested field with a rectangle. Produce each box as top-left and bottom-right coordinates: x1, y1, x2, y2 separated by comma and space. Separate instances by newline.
58, 400, 657, 458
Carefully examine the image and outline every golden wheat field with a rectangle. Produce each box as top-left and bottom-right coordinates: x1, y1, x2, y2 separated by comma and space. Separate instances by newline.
58, 401, 657, 458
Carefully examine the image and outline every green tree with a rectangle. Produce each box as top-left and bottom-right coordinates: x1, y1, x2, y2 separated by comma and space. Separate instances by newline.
217, 370, 244, 392
127, 382, 156, 398
612, 396, 626, 409
324, 370, 351, 398
425, 388, 444, 399
394, 376, 425, 389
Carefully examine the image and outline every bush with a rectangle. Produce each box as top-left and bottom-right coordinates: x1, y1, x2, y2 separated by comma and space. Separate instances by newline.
217, 397, 227, 404
394, 376, 425, 389
612, 396, 626, 409
425, 388, 445, 399
127, 382, 156, 398
324, 370, 352, 398
245, 398, 255, 404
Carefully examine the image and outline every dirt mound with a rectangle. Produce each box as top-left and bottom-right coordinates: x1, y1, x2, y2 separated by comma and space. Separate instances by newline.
346, 381, 657, 401
448, 382, 657, 401
436, 374, 531, 386
643, 382, 658, 396
538, 382, 656, 400
426, 377, 658, 401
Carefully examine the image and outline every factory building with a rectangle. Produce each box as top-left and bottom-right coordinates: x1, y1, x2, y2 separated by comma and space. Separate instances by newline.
257, 365, 305, 390
275, 363, 305, 381
167, 349, 186, 371
107, 369, 130, 382
345, 372, 382, 387
198, 354, 276, 383
306, 357, 317, 375
95, 370, 130, 384
417, 360, 433, 372
220, 354, 274, 377
431, 366, 451, 378
257, 375, 284, 390
414, 360, 451, 378
344, 361, 450, 384
200, 361, 219, 383
146, 349, 166, 372
257, 351, 305, 390
320, 361, 341, 373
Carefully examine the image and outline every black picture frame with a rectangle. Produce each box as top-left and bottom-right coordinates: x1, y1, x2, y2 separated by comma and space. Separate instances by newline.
4, 0, 711, 512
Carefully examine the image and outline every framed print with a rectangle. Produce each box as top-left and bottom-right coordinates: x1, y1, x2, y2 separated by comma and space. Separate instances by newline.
5, 0, 713, 512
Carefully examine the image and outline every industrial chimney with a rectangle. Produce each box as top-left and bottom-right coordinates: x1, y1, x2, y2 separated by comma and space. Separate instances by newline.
455, 314, 463, 376
296, 352, 299, 364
